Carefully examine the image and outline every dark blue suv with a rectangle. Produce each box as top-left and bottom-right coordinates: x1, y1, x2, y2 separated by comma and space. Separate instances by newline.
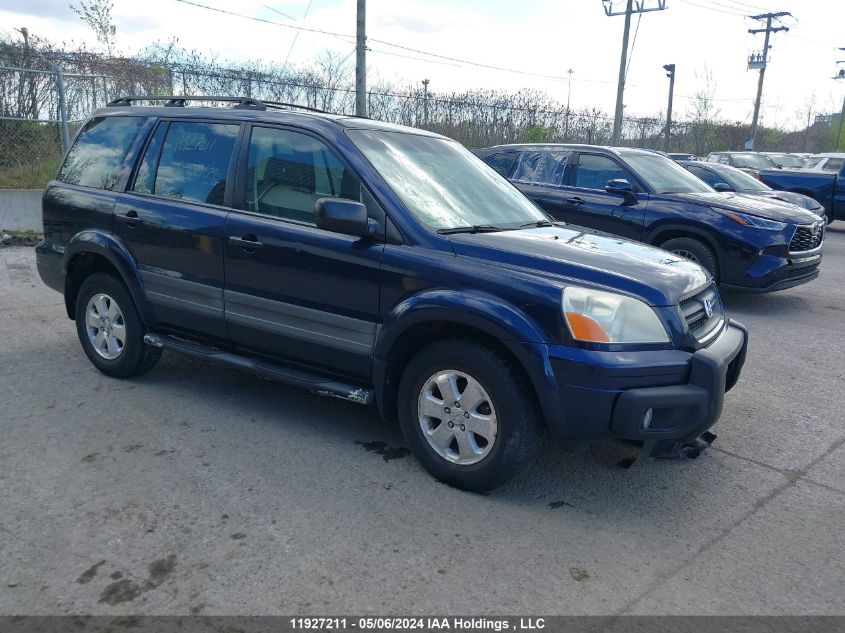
476, 144, 825, 293
36, 97, 748, 491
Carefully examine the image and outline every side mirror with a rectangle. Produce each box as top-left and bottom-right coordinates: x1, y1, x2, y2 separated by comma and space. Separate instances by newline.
713, 182, 734, 192
605, 179, 637, 203
314, 198, 372, 237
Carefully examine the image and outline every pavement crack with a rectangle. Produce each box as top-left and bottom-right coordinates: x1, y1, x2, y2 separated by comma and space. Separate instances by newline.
616, 433, 845, 615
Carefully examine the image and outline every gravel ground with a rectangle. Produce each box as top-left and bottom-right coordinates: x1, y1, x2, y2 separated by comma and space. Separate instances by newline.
0, 228, 843, 616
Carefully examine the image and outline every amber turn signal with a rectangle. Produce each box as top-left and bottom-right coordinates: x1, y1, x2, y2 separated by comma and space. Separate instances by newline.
565, 312, 610, 343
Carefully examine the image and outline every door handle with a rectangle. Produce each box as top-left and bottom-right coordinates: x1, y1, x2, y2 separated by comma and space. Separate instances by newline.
121, 209, 141, 227
565, 196, 585, 205
228, 235, 264, 252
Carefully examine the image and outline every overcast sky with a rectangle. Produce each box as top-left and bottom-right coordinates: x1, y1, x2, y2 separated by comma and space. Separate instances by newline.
1, 0, 843, 130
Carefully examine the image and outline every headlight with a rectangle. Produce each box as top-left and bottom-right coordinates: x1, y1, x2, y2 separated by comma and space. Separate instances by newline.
722, 211, 786, 231
562, 287, 669, 344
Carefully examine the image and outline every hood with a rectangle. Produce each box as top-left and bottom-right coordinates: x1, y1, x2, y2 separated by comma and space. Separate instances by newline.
735, 190, 825, 215
448, 226, 709, 307
670, 191, 821, 223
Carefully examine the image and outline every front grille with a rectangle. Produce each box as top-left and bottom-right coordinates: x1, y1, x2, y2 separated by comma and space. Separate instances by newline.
679, 284, 723, 343
789, 222, 825, 253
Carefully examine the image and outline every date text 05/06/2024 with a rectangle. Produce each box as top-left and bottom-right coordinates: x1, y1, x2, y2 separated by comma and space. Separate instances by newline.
289, 617, 548, 630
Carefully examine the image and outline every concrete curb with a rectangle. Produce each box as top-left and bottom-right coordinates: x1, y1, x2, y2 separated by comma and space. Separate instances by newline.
0, 189, 44, 233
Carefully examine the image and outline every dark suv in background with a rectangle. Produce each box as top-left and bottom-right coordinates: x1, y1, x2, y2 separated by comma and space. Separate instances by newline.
705, 151, 779, 177
680, 160, 825, 216
476, 143, 824, 293
37, 98, 748, 491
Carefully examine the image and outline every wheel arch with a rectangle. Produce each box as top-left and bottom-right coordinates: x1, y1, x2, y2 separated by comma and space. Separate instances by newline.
373, 290, 560, 433
63, 231, 150, 323
647, 224, 722, 280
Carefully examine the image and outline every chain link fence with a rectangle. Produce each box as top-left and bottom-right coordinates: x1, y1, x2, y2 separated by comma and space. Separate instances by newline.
6, 41, 812, 191
0, 63, 111, 188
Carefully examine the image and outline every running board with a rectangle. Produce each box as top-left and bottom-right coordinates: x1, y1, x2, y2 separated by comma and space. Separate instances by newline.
143, 333, 374, 405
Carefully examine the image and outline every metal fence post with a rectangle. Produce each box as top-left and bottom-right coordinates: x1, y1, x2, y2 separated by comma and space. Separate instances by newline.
54, 65, 70, 152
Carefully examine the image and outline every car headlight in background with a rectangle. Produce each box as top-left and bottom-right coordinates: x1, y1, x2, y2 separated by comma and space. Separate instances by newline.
562, 287, 669, 344
722, 211, 786, 231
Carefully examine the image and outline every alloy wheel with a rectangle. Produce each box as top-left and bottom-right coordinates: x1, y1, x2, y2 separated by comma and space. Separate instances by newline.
85, 293, 127, 360
417, 369, 498, 465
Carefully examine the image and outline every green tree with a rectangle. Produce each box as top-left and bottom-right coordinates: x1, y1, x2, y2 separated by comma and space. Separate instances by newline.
524, 125, 551, 143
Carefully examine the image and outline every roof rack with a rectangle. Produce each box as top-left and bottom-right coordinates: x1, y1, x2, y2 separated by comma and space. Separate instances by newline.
106, 95, 332, 115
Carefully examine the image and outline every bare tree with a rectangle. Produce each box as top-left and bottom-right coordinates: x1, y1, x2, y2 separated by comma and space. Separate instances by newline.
795, 92, 817, 152
70, 0, 117, 56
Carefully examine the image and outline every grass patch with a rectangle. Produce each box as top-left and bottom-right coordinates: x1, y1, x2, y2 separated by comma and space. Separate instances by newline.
0, 157, 61, 189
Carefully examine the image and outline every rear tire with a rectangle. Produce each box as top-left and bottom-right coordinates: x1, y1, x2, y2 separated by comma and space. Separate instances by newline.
660, 236, 718, 280
74, 273, 161, 378
397, 338, 544, 492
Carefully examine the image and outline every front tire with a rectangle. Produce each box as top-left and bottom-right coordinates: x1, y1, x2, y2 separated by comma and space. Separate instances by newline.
660, 236, 718, 280
74, 273, 161, 378
397, 339, 543, 492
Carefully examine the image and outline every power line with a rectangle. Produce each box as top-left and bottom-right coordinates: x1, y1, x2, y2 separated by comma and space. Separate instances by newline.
174, 0, 350, 38
679, 0, 746, 17
172, 0, 621, 85
625, 13, 643, 79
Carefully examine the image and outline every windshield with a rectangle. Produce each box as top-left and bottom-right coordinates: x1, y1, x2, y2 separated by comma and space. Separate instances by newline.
710, 164, 770, 191
620, 152, 714, 194
731, 153, 778, 169
347, 130, 547, 231
768, 153, 804, 168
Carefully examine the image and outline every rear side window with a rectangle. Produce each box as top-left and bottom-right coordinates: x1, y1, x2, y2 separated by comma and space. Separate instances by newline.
136, 121, 239, 205
687, 166, 721, 188
573, 154, 629, 190
822, 158, 843, 173
482, 152, 517, 177
512, 150, 569, 185
245, 126, 360, 224
58, 116, 146, 190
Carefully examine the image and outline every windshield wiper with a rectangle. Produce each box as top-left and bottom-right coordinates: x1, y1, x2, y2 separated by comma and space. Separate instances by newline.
518, 219, 557, 229
437, 224, 506, 235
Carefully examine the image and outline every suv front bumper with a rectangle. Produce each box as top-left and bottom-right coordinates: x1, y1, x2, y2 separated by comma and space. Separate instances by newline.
542, 320, 748, 443
609, 321, 747, 442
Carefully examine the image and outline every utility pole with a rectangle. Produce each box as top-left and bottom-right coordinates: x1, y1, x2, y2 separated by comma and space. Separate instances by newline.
565, 68, 574, 139
603, 0, 668, 145
833, 49, 845, 151
747, 11, 790, 150
663, 63, 675, 151
422, 78, 430, 127
355, 0, 367, 117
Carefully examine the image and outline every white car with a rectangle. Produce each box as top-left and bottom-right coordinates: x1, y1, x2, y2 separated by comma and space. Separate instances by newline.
802, 153, 845, 172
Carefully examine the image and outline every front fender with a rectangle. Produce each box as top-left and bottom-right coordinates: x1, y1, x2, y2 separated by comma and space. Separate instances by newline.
374, 289, 564, 436
63, 230, 151, 323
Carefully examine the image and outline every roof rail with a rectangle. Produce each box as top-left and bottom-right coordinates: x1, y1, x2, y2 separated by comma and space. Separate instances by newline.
106, 95, 333, 115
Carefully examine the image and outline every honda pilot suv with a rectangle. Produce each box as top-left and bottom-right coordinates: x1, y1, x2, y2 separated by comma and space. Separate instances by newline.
36, 96, 748, 491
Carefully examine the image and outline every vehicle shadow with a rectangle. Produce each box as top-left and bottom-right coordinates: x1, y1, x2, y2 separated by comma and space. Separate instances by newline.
123, 349, 753, 528
720, 288, 811, 318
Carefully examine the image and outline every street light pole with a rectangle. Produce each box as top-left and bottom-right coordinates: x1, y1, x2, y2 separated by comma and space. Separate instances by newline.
834, 49, 845, 151
565, 68, 573, 139
663, 63, 675, 152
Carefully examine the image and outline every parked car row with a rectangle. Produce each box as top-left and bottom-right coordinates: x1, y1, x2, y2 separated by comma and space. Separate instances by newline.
678, 161, 825, 214
37, 97, 757, 491
475, 143, 825, 292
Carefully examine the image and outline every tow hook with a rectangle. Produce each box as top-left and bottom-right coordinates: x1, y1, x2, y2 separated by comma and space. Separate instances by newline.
620, 431, 717, 468
651, 431, 717, 460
